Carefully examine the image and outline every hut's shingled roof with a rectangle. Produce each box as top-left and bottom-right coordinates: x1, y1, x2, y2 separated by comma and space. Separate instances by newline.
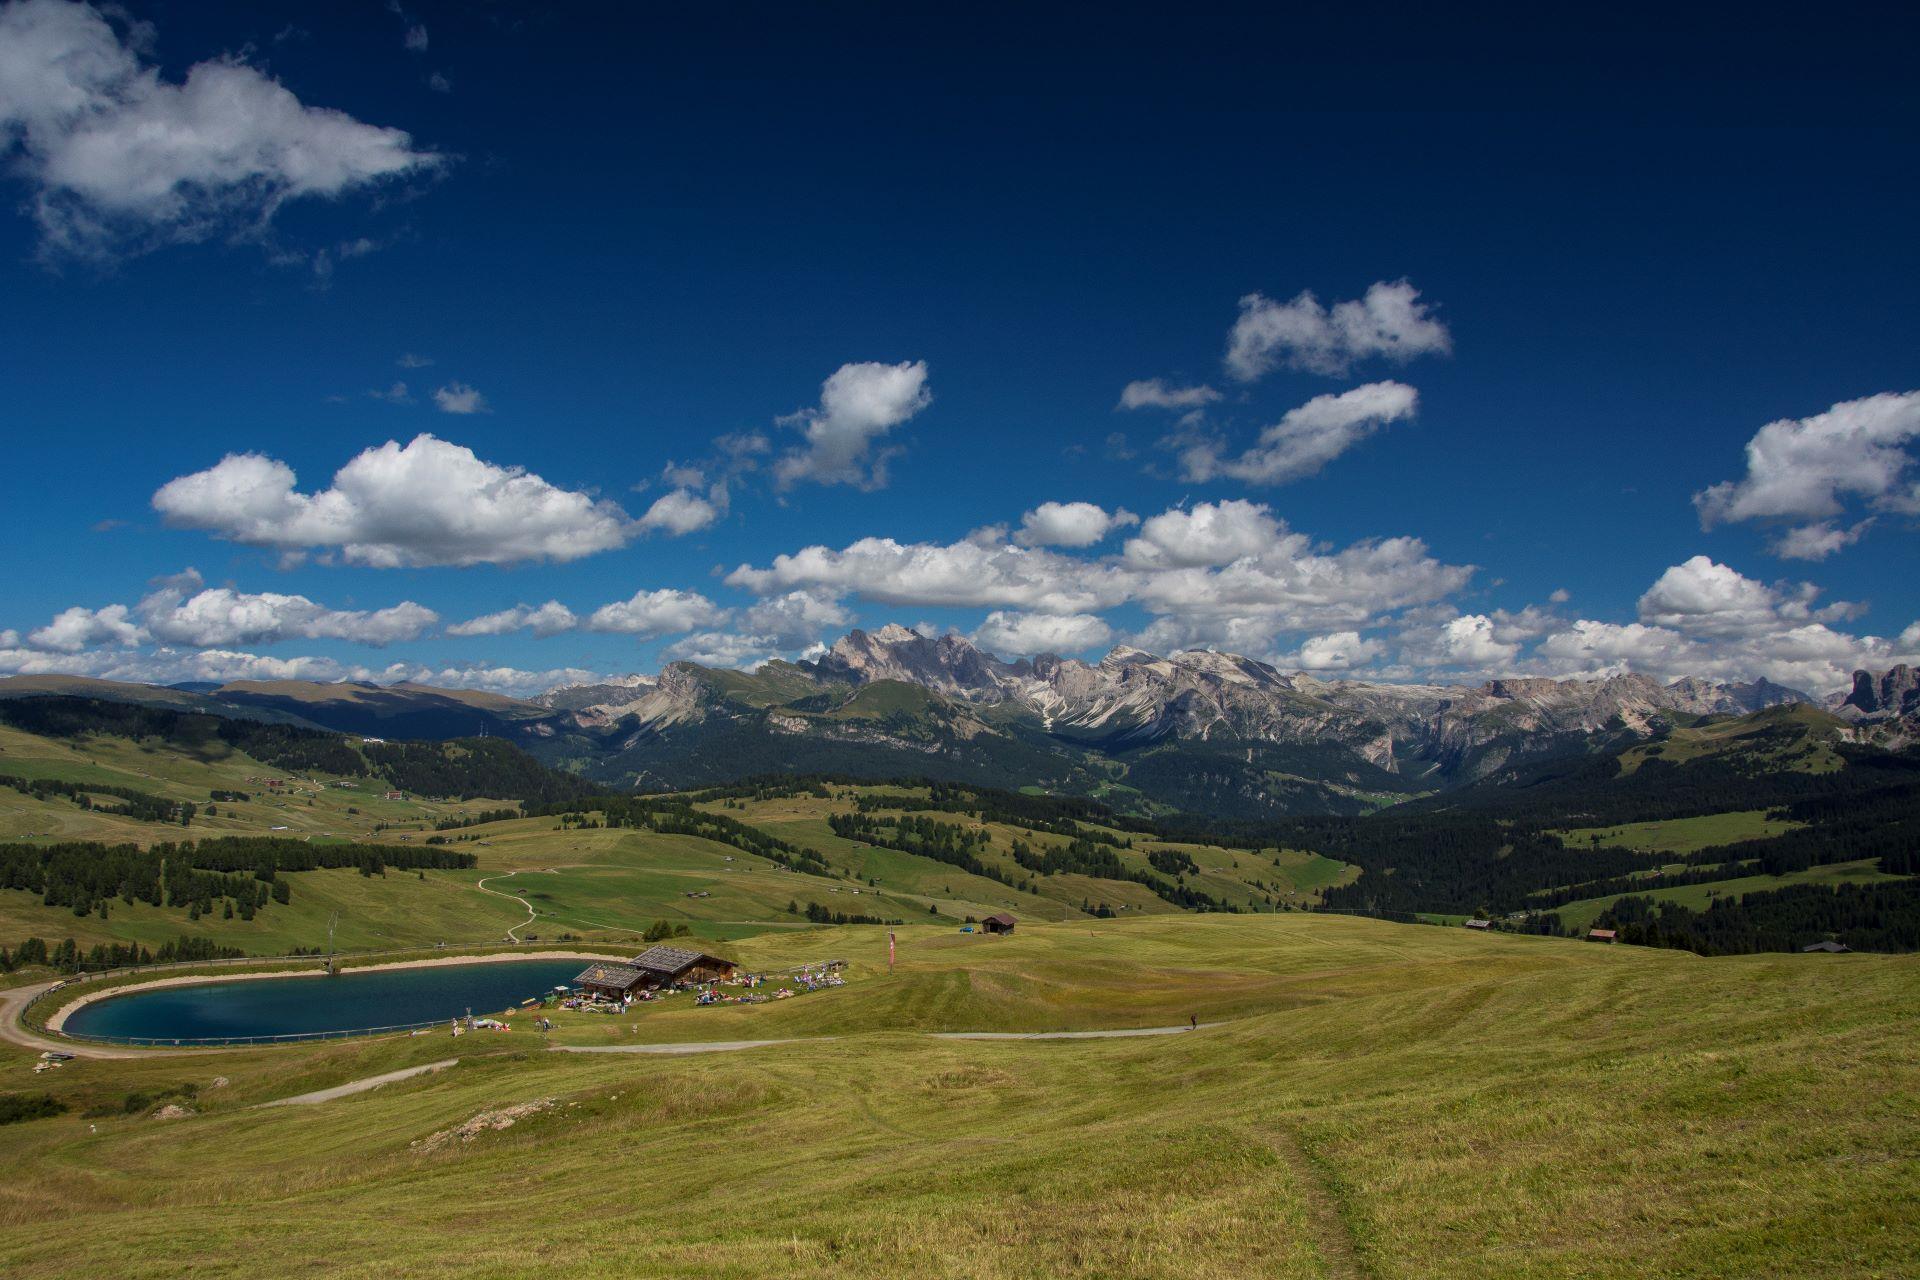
629, 945, 732, 975
575, 963, 647, 989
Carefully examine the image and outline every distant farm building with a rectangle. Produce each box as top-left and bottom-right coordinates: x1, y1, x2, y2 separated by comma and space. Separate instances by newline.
1464, 919, 1492, 930
981, 913, 1017, 936
1802, 940, 1851, 953
1586, 929, 1618, 945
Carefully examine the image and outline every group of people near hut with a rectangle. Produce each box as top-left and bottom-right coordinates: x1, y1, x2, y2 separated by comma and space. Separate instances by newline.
567, 947, 851, 1013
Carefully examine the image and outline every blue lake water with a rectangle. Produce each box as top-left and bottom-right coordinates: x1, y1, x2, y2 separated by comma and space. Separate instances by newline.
61, 959, 591, 1042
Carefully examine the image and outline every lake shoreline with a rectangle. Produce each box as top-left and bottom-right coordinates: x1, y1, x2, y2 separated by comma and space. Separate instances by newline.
45, 950, 630, 1033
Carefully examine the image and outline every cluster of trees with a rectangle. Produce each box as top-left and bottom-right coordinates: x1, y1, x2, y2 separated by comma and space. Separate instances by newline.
0, 933, 245, 974
0, 837, 473, 925
362, 738, 603, 805
434, 807, 521, 831
852, 781, 1132, 842
682, 778, 835, 804
543, 795, 833, 876
794, 900, 902, 926
1007, 836, 1234, 911
1147, 849, 1199, 877
0, 773, 195, 825
1596, 881, 1920, 955
831, 808, 1238, 913
829, 812, 1014, 887
0, 841, 270, 921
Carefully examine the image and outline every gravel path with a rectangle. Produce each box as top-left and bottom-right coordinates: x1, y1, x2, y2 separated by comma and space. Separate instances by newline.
552, 1039, 808, 1055
258, 1058, 459, 1107
933, 1024, 1214, 1040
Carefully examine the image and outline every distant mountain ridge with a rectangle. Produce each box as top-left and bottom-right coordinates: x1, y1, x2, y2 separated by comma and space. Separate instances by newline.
515, 627, 1824, 808
12, 631, 1904, 818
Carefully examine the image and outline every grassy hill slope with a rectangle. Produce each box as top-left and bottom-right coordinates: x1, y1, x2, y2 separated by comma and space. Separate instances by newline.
0, 914, 1913, 1277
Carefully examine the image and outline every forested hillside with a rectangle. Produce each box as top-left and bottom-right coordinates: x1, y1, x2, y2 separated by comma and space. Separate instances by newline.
0, 697, 598, 806
1260, 715, 1920, 954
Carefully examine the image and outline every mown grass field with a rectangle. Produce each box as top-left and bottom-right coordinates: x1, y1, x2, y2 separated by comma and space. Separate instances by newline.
1614, 703, 1848, 776
1547, 857, 1907, 932
1556, 808, 1802, 854
0, 913, 1913, 1278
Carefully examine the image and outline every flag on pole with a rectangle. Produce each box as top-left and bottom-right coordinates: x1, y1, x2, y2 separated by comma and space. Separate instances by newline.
888, 930, 896, 972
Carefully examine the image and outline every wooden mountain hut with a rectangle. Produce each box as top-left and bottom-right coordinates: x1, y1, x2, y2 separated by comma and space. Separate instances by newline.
981, 913, 1017, 936
629, 944, 736, 985
573, 963, 652, 1000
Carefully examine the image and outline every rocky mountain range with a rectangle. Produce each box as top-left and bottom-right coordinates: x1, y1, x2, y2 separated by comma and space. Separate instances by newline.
1831, 664, 1920, 743
9, 631, 1911, 818
518, 625, 1823, 810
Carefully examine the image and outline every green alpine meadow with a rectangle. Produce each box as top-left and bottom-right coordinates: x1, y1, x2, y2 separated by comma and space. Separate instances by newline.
2, 2, 1916, 1275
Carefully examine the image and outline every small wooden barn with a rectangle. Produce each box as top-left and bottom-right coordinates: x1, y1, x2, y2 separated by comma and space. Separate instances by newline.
981, 913, 1017, 936
1802, 940, 1851, 953
1463, 918, 1492, 931
1586, 928, 1618, 945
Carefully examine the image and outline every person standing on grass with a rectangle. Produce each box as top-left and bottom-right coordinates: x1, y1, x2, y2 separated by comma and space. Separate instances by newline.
1189, 1013, 1197, 1031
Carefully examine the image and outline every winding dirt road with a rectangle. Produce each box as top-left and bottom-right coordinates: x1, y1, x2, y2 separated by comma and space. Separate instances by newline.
474, 872, 538, 942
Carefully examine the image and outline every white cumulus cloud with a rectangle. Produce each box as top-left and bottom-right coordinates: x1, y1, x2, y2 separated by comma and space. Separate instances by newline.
1293, 631, 1384, 671
1694, 392, 1920, 548
152, 434, 634, 568
25, 603, 143, 652
431, 382, 488, 414
1636, 555, 1859, 640
1179, 381, 1419, 484
731, 499, 1472, 661
1014, 501, 1138, 548
587, 589, 726, 637
728, 537, 1131, 616
773, 360, 932, 490
1123, 500, 1285, 569
1225, 280, 1451, 381
446, 601, 579, 638
1117, 379, 1220, 411
0, 0, 439, 261
139, 582, 436, 647
971, 610, 1113, 657
1771, 519, 1874, 562
637, 488, 721, 536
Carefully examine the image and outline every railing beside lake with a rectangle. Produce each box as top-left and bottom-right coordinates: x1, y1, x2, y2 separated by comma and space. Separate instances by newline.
55, 1017, 468, 1047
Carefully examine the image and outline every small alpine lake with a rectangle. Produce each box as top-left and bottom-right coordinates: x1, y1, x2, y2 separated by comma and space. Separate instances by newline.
59, 958, 595, 1043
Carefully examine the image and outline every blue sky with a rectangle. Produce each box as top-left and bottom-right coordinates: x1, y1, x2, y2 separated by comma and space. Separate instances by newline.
1, 0, 1916, 695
